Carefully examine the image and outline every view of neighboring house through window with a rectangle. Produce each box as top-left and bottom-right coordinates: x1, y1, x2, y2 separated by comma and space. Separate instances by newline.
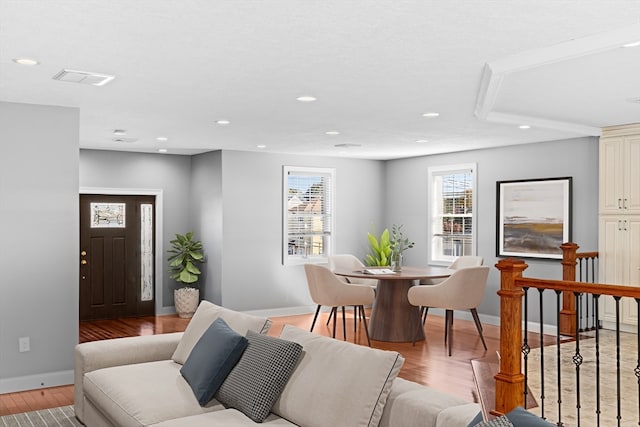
283, 166, 335, 265
428, 164, 477, 265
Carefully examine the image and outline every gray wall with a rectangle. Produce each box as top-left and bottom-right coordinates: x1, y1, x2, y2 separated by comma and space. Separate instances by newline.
385, 137, 599, 322
0, 102, 79, 392
79, 150, 192, 311
214, 150, 385, 312
190, 151, 223, 305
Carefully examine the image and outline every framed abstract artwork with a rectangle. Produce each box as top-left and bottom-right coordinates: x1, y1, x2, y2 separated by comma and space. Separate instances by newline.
496, 177, 572, 259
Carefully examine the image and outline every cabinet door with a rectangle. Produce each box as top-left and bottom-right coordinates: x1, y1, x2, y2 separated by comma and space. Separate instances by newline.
599, 137, 624, 214
624, 137, 640, 214
599, 217, 626, 322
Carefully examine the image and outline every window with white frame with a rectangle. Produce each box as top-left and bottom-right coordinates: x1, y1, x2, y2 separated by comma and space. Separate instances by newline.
427, 164, 477, 265
283, 166, 335, 265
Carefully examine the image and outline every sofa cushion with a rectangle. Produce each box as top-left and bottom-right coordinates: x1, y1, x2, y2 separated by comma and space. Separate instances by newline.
172, 300, 272, 364
378, 377, 478, 427
150, 408, 297, 426
84, 360, 223, 427
215, 330, 303, 423
271, 325, 404, 427
181, 318, 248, 406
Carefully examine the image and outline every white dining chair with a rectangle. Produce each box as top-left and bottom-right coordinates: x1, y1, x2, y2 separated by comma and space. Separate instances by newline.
408, 266, 490, 356
327, 254, 378, 332
304, 263, 375, 346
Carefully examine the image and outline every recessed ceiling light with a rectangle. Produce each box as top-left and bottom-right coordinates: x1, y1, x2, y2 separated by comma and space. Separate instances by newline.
216, 120, 230, 125
422, 112, 440, 118
257, 144, 267, 149
296, 96, 317, 102
113, 129, 127, 136
415, 139, 429, 143
325, 131, 340, 135
623, 41, 640, 48
158, 148, 168, 153
13, 57, 39, 66
519, 125, 531, 129
156, 136, 168, 142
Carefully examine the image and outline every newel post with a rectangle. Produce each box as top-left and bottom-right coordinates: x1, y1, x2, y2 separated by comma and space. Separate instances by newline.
493, 258, 528, 416
559, 242, 578, 336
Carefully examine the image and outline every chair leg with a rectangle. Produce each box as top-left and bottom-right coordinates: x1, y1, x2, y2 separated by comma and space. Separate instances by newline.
353, 306, 357, 335
341, 306, 347, 341
326, 307, 334, 325
310, 305, 322, 332
331, 307, 337, 338
359, 305, 372, 347
445, 310, 453, 356
422, 306, 429, 325
470, 308, 488, 351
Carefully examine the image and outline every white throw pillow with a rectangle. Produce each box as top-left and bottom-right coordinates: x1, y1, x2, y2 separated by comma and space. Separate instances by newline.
172, 300, 272, 364
272, 325, 404, 427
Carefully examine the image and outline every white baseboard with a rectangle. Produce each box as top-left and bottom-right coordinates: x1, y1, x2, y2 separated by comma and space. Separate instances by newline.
0, 370, 74, 394
243, 305, 319, 318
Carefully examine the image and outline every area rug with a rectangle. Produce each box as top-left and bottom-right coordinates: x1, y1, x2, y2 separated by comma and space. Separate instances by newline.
526, 329, 639, 427
0, 405, 81, 426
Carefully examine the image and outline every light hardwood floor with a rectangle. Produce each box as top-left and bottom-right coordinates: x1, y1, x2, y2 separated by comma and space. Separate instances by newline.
0, 310, 502, 416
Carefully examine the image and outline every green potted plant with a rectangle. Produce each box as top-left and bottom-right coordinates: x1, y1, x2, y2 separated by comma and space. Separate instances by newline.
168, 231, 204, 318
365, 227, 392, 267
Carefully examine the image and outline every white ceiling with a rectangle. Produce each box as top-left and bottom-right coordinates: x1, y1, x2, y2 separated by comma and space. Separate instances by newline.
1, 1, 639, 160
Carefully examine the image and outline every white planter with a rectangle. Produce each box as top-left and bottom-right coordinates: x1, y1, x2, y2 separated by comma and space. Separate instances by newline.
174, 287, 199, 318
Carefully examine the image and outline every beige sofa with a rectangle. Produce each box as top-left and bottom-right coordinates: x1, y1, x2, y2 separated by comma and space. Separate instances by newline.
74, 301, 480, 427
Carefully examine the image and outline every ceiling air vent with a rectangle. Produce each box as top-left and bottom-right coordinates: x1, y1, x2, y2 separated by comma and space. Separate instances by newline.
626, 97, 640, 104
52, 69, 115, 86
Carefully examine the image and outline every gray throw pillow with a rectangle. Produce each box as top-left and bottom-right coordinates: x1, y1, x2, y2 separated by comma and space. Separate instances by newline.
215, 330, 303, 423
505, 407, 555, 426
180, 317, 248, 406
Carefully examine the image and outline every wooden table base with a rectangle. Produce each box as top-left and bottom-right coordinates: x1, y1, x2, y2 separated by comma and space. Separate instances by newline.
369, 278, 424, 342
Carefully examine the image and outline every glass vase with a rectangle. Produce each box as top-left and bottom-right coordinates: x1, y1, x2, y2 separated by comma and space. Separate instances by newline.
391, 251, 403, 272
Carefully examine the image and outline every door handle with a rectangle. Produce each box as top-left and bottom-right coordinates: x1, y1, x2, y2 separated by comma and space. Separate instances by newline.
81, 250, 87, 256
81, 260, 88, 265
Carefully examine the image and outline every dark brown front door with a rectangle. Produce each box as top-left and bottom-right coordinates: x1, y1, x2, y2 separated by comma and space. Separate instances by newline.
79, 194, 155, 321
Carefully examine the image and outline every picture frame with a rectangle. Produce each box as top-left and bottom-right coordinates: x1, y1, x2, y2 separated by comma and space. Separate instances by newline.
496, 177, 572, 259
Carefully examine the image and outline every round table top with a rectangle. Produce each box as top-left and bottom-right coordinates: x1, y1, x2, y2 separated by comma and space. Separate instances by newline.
333, 265, 454, 280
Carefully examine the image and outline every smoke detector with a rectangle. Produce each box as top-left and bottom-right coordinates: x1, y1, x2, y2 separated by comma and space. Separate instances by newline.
52, 69, 115, 86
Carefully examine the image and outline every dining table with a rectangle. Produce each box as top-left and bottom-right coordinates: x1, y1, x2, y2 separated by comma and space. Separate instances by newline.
333, 266, 453, 342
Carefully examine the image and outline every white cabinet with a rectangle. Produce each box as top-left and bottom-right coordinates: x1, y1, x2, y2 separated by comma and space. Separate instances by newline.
599, 125, 640, 331
599, 216, 640, 328
599, 135, 640, 214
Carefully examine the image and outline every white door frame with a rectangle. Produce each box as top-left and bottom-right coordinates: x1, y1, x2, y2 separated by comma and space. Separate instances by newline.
79, 187, 164, 315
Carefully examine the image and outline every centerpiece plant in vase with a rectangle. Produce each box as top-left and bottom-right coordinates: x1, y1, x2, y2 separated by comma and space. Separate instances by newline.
389, 224, 414, 271
168, 231, 204, 318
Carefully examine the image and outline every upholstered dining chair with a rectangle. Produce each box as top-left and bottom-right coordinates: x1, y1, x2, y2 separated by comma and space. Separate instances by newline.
420, 256, 484, 285
304, 263, 375, 346
408, 266, 490, 356
327, 254, 378, 335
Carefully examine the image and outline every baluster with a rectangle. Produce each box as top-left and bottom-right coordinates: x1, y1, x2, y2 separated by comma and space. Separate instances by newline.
594, 295, 601, 426
636, 299, 640, 427
523, 287, 530, 409
539, 288, 546, 420
555, 290, 562, 425
614, 296, 622, 426
572, 292, 583, 426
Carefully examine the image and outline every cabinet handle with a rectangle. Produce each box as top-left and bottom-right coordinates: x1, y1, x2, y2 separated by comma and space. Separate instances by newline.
624, 220, 628, 231
619, 198, 623, 209
624, 198, 628, 209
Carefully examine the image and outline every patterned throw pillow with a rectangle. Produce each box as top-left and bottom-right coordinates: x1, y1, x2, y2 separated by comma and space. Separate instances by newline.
215, 330, 303, 423
473, 415, 514, 427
